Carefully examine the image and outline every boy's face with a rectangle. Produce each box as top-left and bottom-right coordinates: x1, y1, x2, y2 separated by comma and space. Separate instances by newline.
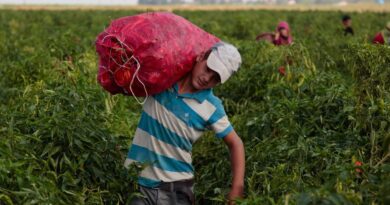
191, 58, 221, 90
343, 19, 351, 27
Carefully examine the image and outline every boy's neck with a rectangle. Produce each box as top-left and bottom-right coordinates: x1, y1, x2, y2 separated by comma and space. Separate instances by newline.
178, 74, 198, 94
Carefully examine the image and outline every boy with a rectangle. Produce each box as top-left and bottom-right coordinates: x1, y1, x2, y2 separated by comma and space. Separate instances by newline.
342, 15, 354, 36
125, 42, 245, 205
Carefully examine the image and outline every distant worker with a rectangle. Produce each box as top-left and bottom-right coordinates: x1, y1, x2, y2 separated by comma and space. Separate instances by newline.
372, 22, 390, 45
256, 21, 293, 46
342, 15, 354, 36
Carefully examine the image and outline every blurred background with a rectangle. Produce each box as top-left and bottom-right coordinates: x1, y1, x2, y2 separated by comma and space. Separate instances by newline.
0, 0, 386, 6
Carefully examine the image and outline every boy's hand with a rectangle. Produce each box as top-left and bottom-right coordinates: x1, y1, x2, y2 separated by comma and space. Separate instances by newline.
228, 186, 244, 205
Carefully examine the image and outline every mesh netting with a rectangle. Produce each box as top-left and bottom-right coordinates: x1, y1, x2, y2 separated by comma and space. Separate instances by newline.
96, 12, 220, 99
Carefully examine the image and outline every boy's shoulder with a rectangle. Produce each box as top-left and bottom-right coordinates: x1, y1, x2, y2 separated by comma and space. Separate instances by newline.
152, 85, 224, 111
205, 91, 223, 106
201, 91, 227, 117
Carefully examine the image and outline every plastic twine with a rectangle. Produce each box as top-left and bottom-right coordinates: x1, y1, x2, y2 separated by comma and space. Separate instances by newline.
101, 33, 148, 104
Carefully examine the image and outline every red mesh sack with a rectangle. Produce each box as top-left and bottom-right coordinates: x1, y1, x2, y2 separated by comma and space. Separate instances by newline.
96, 12, 220, 97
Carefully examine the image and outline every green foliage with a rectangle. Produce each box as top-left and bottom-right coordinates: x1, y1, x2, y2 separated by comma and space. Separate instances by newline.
0, 9, 389, 205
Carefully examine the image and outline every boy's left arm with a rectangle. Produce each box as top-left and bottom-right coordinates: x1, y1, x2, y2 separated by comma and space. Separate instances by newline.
223, 130, 245, 204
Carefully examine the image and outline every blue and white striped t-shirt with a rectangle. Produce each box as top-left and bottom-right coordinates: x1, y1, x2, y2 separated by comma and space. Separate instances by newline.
124, 83, 233, 188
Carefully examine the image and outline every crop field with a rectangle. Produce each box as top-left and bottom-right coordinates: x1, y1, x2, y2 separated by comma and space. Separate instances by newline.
0, 8, 389, 205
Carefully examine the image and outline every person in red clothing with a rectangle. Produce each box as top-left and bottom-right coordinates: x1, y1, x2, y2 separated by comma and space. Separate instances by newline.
273, 21, 293, 46
372, 22, 390, 45
256, 22, 293, 76
256, 21, 293, 46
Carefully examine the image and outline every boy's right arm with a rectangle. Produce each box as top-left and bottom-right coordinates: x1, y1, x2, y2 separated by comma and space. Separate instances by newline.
223, 130, 245, 205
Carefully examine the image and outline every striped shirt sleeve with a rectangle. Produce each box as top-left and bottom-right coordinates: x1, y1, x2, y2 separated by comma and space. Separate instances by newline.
207, 100, 233, 138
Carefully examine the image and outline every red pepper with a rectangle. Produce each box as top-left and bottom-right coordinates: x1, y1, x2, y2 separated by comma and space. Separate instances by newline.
278, 66, 286, 76
354, 161, 363, 173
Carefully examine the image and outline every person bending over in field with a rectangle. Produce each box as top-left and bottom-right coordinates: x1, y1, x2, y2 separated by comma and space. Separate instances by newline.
256, 21, 294, 75
372, 21, 390, 45
256, 21, 293, 46
125, 42, 245, 205
341, 15, 354, 36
